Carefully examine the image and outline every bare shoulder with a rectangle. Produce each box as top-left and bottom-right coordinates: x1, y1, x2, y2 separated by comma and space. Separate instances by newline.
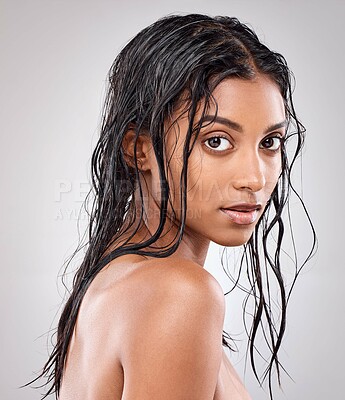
117, 257, 225, 399
121, 256, 226, 327
80, 255, 225, 328
69, 256, 225, 399
130, 256, 225, 299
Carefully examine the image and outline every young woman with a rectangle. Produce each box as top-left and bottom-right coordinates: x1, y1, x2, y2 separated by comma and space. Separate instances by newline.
34, 14, 315, 400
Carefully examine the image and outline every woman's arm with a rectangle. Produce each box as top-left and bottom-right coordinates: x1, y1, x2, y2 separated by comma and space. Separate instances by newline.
120, 261, 225, 400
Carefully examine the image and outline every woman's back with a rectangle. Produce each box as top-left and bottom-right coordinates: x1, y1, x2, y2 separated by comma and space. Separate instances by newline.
59, 254, 251, 400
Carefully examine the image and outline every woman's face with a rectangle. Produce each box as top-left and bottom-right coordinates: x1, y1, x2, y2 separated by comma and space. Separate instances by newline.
147, 74, 286, 247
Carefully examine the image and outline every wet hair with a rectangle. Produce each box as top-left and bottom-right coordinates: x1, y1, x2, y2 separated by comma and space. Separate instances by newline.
30, 14, 316, 399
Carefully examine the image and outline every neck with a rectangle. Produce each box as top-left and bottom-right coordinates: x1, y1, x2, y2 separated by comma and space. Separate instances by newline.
117, 199, 210, 267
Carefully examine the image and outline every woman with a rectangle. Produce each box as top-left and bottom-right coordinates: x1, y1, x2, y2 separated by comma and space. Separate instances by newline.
34, 14, 315, 400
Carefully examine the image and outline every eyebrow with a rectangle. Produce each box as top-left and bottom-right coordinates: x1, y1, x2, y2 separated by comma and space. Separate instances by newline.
201, 115, 288, 134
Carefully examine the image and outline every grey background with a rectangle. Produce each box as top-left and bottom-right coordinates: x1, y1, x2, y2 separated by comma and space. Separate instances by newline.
1, 0, 344, 399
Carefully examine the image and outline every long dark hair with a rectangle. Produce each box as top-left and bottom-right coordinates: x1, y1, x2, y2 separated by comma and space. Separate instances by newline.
31, 14, 316, 399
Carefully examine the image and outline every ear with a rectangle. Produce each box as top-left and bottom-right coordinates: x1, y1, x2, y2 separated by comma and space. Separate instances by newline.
121, 129, 152, 172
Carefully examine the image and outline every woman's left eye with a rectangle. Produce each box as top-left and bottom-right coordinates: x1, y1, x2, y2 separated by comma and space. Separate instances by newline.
204, 136, 231, 152
259, 136, 282, 151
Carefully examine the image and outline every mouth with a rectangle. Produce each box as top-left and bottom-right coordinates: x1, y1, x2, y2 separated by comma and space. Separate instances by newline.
220, 203, 262, 225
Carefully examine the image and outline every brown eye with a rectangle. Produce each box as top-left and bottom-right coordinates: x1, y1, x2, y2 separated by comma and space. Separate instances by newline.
260, 137, 282, 151
205, 136, 231, 151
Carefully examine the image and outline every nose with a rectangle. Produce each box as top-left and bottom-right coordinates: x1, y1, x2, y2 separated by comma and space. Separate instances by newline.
232, 150, 266, 193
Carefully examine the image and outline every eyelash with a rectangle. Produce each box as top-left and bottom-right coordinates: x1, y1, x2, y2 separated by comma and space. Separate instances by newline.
259, 136, 284, 152
203, 134, 284, 154
203, 135, 231, 153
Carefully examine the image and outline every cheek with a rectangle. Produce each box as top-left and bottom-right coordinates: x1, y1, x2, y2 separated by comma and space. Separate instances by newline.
265, 157, 282, 192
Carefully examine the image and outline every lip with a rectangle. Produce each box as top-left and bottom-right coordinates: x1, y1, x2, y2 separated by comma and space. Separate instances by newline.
220, 203, 262, 225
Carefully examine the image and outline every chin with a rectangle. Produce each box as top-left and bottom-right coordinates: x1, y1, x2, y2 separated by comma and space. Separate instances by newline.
214, 237, 252, 247
210, 229, 254, 247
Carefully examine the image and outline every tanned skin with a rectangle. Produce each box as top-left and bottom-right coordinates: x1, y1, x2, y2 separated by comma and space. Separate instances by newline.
59, 75, 285, 399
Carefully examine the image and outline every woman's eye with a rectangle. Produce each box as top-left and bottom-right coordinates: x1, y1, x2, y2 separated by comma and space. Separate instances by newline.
204, 136, 231, 152
260, 136, 282, 151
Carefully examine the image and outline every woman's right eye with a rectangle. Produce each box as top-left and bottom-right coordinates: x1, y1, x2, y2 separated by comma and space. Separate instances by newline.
204, 136, 232, 152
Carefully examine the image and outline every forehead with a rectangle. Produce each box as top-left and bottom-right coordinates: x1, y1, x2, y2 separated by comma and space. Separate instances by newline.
205, 75, 285, 127
164, 74, 286, 148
